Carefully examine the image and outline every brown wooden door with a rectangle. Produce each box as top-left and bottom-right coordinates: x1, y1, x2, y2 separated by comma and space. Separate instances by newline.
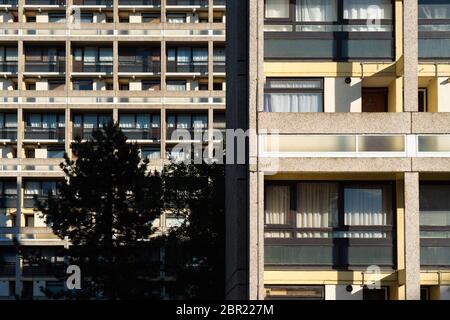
362, 88, 388, 112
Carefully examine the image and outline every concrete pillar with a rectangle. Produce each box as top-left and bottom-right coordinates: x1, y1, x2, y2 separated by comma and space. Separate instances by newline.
15, 176, 22, 297
208, 41, 213, 91
404, 172, 420, 300
403, 0, 418, 112
161, 41, 166, 92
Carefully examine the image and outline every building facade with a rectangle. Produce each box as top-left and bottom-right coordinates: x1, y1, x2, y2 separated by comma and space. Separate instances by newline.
0, 0, 226, 299
226, 0, 450, 300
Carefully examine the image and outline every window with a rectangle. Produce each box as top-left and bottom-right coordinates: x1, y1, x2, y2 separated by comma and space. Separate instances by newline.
362, 88, 388, 112
142, 13, 160, 23
420, 182, 450, 267
419, 0, 450, 59
264, 78, 324, 112
265, 0, 290, 19
264, 0, 394, 60
167, 13, 187, 23
167, 80, 187, 91
48, 13, 66, 23
264, 181, 395, 268
167, 47, 208, 72
73, 79, 93, 90
25, 114, 65, 129
80, 13, 94, 23
48, 147, 65, 158
142, 80, 160, 91
419, 88, 428, 112
48, 79, 65, 91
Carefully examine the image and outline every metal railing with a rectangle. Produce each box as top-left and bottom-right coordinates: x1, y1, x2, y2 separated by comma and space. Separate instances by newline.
0, 128, 17, 140
25, 0, 66, 5
122, 128, 161, 141
118, 61, 161, 73
0, 196, 17, 208
166, 62, 208, 73
167, 0, 207, 6
0, 62, 18, 73
24, 62, 65, 73
166, 127, 208, 141
118, 0, 160, 5
24, 127, 65, 140
73, 62, 113, 73
73, 0, 112, 5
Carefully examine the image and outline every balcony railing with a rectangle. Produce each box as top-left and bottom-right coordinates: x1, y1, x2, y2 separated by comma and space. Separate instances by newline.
73, 0, 112, 5
166, 62, 208, 73
118, 61, 161, 73
25, 62, 65, 73
0, 62, 18, 73
24, 127, 65, 140
0, 128, 17, 140
213, 62, 225, 73
72, 127, 98, 140
167, 0, 207, 6
0, 196, 17, 208
122, 128, 161, 141
213, 0, 225, 5
73, 62, 113, 73
23, 196, 48, 208
166, 127, 208, 141
118, 0, 160, 5
25, 0, 65, 5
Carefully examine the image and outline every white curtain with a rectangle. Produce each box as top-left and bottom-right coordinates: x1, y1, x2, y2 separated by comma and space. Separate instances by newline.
266, 0, 290, 18
344, 186, 389, 226
99, 48, 113, 63
98, 115, 112, 127
84, 48, 96, 64
265, 185, 290, 225
167, 14, 186, 23
297, 183, 338, 227
296, 0, 338, 22
264, 93, 323, 112
419, 2, 450, 19
193, 48, 208, 64
343, 0, 392, 20
167, 81, 186, 91
193, 115, 207, 129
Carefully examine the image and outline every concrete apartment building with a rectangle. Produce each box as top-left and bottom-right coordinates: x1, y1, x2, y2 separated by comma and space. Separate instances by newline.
0, 0, 226, 299
227, 0, 450, 300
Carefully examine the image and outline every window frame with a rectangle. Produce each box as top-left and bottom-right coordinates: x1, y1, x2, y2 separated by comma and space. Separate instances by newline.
264, 77, 325, 112
264, 180, 397, 270
419, 181, 450, 268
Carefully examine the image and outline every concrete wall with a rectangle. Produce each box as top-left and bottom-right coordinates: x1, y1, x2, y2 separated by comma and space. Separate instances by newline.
437, 77, 450, 112
324, 77, 362, 112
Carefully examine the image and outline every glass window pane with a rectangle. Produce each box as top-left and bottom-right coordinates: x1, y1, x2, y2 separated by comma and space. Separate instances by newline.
343, 0, 392, 19
296, 183, 338, 228
266, 0, 290, 18
265, 39, 335, 59
419, 0, 450, 19
358, 136, 405, 152
265, 185, 290, 225
344, 185, 392, 226
264, 93, 323, 112
421, 246, 450, 266
265, 245, 335, 265
296, 0, 338, 22
420, 184, 450, 226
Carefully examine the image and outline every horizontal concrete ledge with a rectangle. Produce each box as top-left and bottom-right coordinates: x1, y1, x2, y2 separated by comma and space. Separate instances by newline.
413, 158, 450, 172
412, 113, 450, 134
259, 157, 412, 173
258, 112, 411, 134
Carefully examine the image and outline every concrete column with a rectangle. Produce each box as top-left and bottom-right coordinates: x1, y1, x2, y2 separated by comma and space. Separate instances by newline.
161, 41, 166, 92
113, 0, 119, 25
160, 108, 166, 159
208, 41, 214, 91
161, 0, 166, 23
208, 0, 213, 23
404, 172, 421, 300
403, 0, 418, 112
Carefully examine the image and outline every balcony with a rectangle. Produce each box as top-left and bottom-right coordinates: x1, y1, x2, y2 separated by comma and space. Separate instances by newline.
166, 0, 207, 6
0, 128, 17, 140
0, 196, 17, 208
118, 0, 160, 5
213, 62, 225, 73
118, 61, 161, 73
122, 128, 161, 141
23, 262, 65, 276
167, 62, 208, 73
73, 0, 112, 5
23, 196, 48, 208
24, 127, 65, 140
0, 62, 17, 73
72, 127, 97, 140
73, 62, 113, 73
24, 62, 65, 73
